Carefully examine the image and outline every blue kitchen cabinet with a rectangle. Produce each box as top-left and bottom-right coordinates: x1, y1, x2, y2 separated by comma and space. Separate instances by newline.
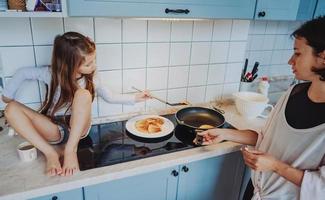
84, 151, 245, 200
177, 151, 245, 200
314, 0, 325, 18
29, 188, 83, 200
297, 0, 318, 20
255, 0, 317, 20
67, 0, 256, 19
84, 166, 178, 200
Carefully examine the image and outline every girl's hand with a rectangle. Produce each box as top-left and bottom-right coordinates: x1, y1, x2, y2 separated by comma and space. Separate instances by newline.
241, 147, 278, 171
196, 128, 228, 145
135, 90, 152, 102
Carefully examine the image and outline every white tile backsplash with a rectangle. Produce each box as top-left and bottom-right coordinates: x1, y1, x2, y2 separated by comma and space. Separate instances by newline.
97, 44, 122, 70
206, 84, 223, 102
167, 88, 187, 104
207, 64, 226, 84
222, 83, 240, 99
231, 20, 250, 41
0, 18, 32, 46
250, 21, 266, 34
146, 90, 167, 111
192, 21, 213, 41
262, 35, 276, 50
224, 63, 243, 83
228, 42, 246, 62
123, 43, 146, 69
187, 86, 205, 104
34, 46, 52, 66
0, 47, 35, 77
171, 21, 193, 42
210, 42, 229, 63
64, 18, 94, 39
99, 70, 123, 93
95, 18, 122, 43
1, 17, 289, 113
188, 65, 208, 86
123, 68, 146, 93
147, 67, 168, 90
147, 43, 169, 67
31, 18, 64, 45
170, 43, 191, 66
168, 66, 189, 88
148, 21, 171, 42
212, 20, 232, 41
122, 19, 147, 43
190, 42, 211, 65
245, 20, 296, 100
265, 21, 278, 34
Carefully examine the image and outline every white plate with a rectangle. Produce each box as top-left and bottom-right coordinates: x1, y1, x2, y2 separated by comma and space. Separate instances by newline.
125, 115, 175, 138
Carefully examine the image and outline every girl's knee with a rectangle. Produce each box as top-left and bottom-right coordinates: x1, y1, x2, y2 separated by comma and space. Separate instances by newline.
4, 101, 20, 118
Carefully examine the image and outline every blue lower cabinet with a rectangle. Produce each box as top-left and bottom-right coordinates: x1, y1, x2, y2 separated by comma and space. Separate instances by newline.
29, 188, 83, 200
84, 167, 178, 200
84, 151, 245, 200
177, 151, 245, 200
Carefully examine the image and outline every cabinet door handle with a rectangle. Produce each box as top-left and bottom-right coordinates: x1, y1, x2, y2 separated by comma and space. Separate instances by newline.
258, 11, 266, 17
52, 196, 58, 200
165, 8, 190, 14
182, 166, 189, 173
171, 170, 179, 177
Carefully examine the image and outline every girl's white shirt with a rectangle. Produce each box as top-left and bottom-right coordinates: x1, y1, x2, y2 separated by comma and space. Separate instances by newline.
2, 66, 136, 115
251, 84, 325, 200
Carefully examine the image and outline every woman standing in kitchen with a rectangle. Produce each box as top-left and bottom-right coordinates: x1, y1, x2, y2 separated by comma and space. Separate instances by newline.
2, 32, 150, 177
198, 16, 325, 199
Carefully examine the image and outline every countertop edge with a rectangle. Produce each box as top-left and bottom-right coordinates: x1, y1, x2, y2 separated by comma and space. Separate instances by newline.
1, 142, 243, 200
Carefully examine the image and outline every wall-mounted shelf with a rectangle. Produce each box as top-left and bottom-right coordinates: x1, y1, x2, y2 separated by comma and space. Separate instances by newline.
0, 11, 66, 17
0, 0, 67, 17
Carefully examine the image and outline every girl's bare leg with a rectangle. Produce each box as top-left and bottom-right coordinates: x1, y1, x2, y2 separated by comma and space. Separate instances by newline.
4, 101, 62, 176
62, 89, 92, 176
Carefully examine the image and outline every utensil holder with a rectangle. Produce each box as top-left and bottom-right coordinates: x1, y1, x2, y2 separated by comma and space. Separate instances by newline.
239, 81, 258, 92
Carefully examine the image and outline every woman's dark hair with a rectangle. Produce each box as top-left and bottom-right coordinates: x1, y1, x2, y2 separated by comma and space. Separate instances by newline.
291, 16, 325, 80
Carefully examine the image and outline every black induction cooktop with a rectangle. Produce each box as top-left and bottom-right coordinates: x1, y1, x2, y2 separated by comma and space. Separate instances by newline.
77, 114, 235, 171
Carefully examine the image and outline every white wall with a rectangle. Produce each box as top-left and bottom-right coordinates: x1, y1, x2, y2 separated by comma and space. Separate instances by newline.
0, 18, 250, 117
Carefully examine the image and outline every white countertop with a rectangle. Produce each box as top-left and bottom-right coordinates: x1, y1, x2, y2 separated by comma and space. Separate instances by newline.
0, 102, 266, 200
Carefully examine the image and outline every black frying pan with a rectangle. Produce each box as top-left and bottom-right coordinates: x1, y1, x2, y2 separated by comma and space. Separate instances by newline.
175, 107, 225, 129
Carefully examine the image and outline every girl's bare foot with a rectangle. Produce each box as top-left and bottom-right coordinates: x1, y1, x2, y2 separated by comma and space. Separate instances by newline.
61, 150, 80, 176
45, 152, 62, 176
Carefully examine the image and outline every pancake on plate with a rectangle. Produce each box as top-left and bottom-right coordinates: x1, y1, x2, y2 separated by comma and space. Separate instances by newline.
135, 117, 164, 133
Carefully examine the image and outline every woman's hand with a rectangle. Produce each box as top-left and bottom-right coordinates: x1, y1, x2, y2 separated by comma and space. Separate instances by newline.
196, 128, 229, 145
135, 90, 152, 102
241, 147, 278, 171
